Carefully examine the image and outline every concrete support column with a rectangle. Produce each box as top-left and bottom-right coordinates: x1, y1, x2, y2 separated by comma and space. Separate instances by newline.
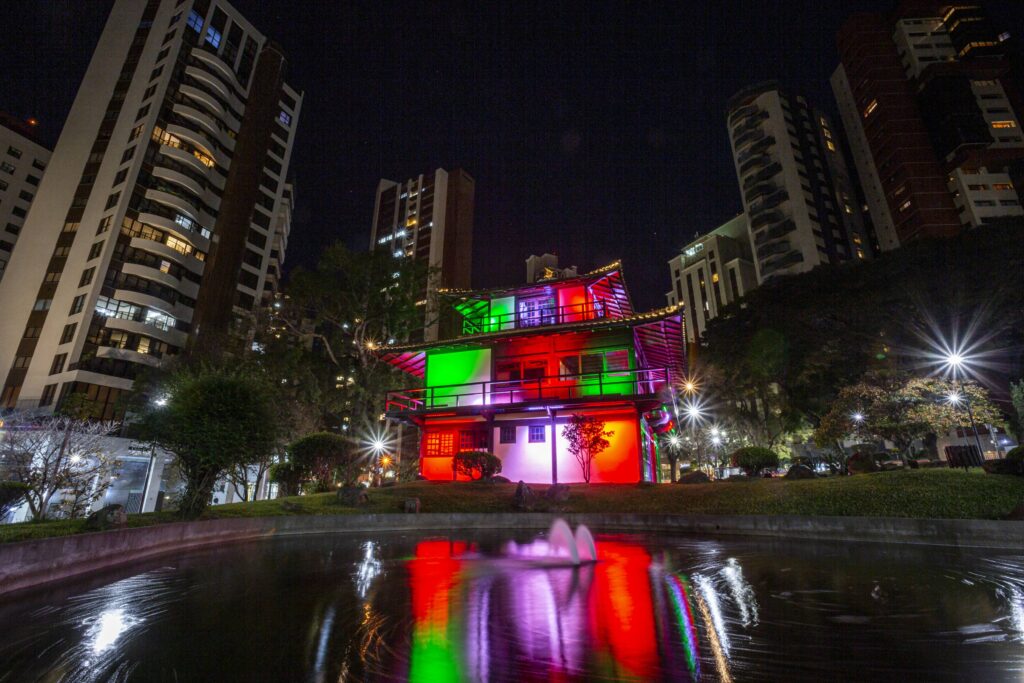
549, 409, 558, 484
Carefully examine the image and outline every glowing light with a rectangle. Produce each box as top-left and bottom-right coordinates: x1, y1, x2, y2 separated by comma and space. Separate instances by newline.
69, 455, 82, 464
153, 395, 169, 407
851, 412, 864, 423
946, 391, 963, 406
669, 435, 680, 447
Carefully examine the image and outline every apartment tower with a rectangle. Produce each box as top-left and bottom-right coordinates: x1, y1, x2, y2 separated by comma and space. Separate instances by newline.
833, 1, 1024, 248
0, 0, 301, 417
0, 114, 52, 283
370, 167, 475, 341
727, 83, 870, 283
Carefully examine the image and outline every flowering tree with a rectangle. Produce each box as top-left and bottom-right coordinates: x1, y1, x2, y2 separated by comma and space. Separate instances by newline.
814, 372, 1002, 460
0, 414, 120, 520
561, 414, 614, 484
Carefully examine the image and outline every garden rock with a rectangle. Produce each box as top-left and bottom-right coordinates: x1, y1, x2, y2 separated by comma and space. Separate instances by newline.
784, 464, 817, 480
83, 504, 128, 531
402, 497, 421, 513
337, 486, 369, 507
677, 471, 710, 485
544, 483, 570, 503
513, 481, 536, 511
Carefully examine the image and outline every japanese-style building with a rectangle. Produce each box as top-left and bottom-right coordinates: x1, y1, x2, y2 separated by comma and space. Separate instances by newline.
378, 261, 686, 483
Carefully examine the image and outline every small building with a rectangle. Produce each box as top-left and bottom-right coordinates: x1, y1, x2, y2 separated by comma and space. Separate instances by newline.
378, 262, 686, 484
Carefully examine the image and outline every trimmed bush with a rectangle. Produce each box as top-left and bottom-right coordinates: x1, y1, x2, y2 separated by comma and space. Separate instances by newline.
1007, 445, 1024, 463
454, 451, 502, 481
269, 461, 307, 497
847, 451, 881, 474
290, 432, 363, 490
730, 447, 780, 476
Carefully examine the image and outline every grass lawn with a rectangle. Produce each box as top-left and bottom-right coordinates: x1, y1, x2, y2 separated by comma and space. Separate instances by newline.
2, 469, 1022, 544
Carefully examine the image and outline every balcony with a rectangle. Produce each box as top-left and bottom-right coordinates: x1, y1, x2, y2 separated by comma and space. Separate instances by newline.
459, 300, 621, 335
728, 104, 759, 126
760, 249, 804, 277
739, 153, 772, 176
386, 368, 670, 414
736, 135, 775, 165
733, 128, 766, 150
748, 189, 789, 216
744, 181, 780, 204
742, 162, 782, 190
750, 209, 784, 231
754, 218, 796, 247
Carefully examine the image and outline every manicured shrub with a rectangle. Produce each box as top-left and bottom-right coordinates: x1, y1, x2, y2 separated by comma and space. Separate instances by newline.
454, 451, 502, 481
290, 432, 363, 490
847, 451, 881, 474
1007, 445, 1024, 463
269, 461, 308, 497
730, 447, 780, 476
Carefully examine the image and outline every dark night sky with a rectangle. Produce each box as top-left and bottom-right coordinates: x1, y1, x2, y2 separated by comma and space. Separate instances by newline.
3, 1, 1024, 310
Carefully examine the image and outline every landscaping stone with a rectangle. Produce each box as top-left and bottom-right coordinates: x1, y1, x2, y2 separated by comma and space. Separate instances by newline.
513, 481, 536, 511
402, 498, 421, 513
337, 486, 369, 507
880, 461, 904, 472
677, 471, 710, 485
83, 504, 127, 532
784, 464, 817, 480
544, 483, 570, 503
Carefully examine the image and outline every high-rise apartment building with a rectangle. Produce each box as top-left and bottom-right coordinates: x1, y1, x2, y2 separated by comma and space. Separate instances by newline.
0, 0, 301, 418
0, 114, 51, 283
833, 2, 1024, 248
370, 167, 475, 341
666, 214, 758, 344
262, 181, 292, 306
727, 83, 870, 283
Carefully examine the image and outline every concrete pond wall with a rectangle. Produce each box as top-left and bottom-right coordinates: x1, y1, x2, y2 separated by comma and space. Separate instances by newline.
2, 512, 1023, 598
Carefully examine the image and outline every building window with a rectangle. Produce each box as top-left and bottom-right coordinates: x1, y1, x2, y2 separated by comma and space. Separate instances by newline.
186, 9, 203, 32
0, 162, 14, 175
898, 199, 912, 212
88, 241, 103, 260
992, 121, 1017, 129
60, 323, 77, 344
26, 174, 39, 186
500, 425, 516, 444
862, 99, 878, 118
79, 268, 95, 286
49, 354, 67, 375
459, 430, 487, 451
205, 26, 222, 48
97, 216, 112, 234
13, 356, 31, 369
278, 110, 291, 126
121, 147, 136, 164
33, 298, 52, 311
529, 425, 546, 443
113, 168, 128, 186
39, 384, 57, 407
423, 432, 454, 457
70, 294, 86, 314
105, 192, 120, 210
7, 146, 22, 159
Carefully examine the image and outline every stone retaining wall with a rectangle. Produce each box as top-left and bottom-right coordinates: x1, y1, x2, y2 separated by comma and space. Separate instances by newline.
2, 513, 1022, 597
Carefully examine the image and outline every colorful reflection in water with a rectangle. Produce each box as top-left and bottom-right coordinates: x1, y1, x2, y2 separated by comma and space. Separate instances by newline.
404, 538, 731, 682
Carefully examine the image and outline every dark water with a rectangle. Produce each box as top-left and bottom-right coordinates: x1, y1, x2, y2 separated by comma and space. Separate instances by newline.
1, 530, 1023, 682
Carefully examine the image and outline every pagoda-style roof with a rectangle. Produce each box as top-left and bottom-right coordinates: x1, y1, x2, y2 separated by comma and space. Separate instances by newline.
378, 304, 686, 382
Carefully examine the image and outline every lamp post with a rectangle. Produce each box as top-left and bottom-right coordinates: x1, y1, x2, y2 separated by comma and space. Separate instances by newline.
945, 353, 986, 465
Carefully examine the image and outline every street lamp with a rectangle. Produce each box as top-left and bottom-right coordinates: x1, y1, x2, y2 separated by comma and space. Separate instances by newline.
851, 412, 864, 423
944, 350, 986, 462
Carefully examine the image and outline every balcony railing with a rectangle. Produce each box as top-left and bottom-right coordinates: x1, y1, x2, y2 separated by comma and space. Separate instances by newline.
460, 300, 621, 335
385, 368, 669, 413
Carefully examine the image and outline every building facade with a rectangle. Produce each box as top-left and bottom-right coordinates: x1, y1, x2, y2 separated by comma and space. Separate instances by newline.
0, 0, 301, 418
727, 83, 870, 284
666, 214, 758, 345
0, 114, 51, 283
833, 1, 1024, 248
379, 263, 685, 484
370, 167, 475, 341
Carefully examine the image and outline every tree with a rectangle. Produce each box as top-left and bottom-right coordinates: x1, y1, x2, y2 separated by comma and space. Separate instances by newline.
289, 432, 363, 490
1010, 380, 1024, 442
0, 413, 120, 520
561, 414, 614, 484
730, 446, 779, 476
453, 451, 502, 480
269, 460, 307, 497
139, 365, 281, 518
0, 481, 30, 520
814, 372, 1003, 461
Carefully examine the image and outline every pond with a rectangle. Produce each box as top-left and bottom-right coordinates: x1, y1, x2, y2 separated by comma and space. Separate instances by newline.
1, 528, 1022, 681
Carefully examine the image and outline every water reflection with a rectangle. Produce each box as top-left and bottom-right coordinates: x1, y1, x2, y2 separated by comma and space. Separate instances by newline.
2, 533, 1024, 681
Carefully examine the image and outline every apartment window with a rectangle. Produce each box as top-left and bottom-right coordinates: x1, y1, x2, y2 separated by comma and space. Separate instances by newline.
13, 356, 31, 369
70, 294, 86, 314
11, 206, 26, 218
23, 327, 41, 339
32, 159, 46, 171
156, 46, 170, 62
33, 298, 52, 311
49, 354, 67, 375
0, 179, 7, 191
88, 241, 103, 260
60, 323, 77, 344
113, 168, 128, 186
7, 146, 22, 159
19, 190, 33, 202
186, 9, 203, 32
975, 200, 996, 206
993, 183, 1014, 191
278, 111, 291, 126
26, 174, 39, 186
63, 221, 79, 233
6, 223, 20, 235
899, 199, 912, 212
862, 99, 878, 118
137, 337, 151, 355
992, 121, 1017, 129
121, 147, 136, 164
968, 184, 988, 191
43, 271, 60, 283
39, 384, 57, 408
500, 425, 516, 444
150, 65, 164, 81
1000, 199, 1019, 206
97, 216, 112, 234
104, 192, 120, 210
0, 162, 14, 175
528, 425, 546, 443
205, 26, 222, 48
129, 124, 144, 140
136, 103, 151, 121
79, 267, 95, 286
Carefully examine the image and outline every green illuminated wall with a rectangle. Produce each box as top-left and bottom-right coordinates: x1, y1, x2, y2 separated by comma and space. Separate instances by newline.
426, 348, 492, 407
579, 347, 635, 397
488, 296, 515, 332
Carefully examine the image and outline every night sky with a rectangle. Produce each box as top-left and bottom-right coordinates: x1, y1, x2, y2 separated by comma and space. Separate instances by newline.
4, 1, 1024, 310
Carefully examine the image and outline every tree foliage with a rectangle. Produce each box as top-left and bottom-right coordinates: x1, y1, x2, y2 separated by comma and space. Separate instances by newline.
139, 365, 281, 518
0, 413, 120, 520
730, 446, 779, 476
0, 481, 30, 520
813, 372, 1003, 458
453, 450, 502, 480
561, 414, 614, 483
289, 431, 364, 489
1010, 380, 1024, 441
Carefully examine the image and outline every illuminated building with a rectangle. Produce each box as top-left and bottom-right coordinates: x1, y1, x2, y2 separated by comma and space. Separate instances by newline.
0, 113, 51, 284
379, 261, 685, 483
370, 167, 475, 341
666, 213, 757, 345
0, 0, 302, 417
833, 1, 1024, 248
727, 83, 871, 283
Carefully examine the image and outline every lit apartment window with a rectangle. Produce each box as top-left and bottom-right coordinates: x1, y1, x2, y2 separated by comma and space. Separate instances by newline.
992, 121, 1017, 129
863, 99, 878, 118
826, 140, 836, 152
993, 183, 1014, 191
899, 199, 912, 212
